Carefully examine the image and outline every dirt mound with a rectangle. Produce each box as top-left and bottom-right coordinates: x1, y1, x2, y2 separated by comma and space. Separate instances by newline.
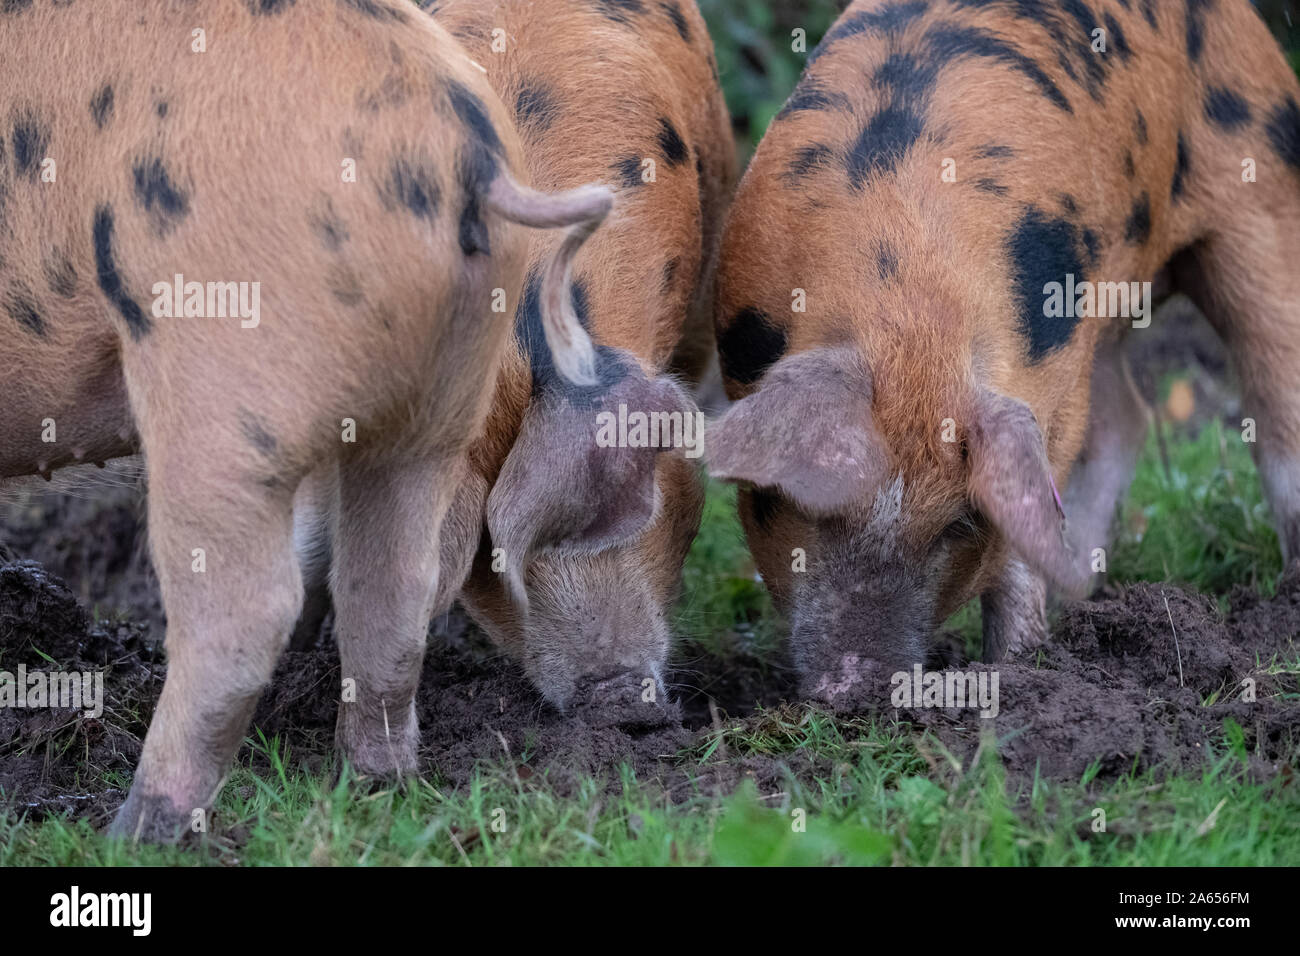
904, 577, 1300, 782
0, 560, 161, 825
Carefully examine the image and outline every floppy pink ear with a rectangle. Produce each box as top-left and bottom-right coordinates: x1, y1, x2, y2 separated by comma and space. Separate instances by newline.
706, 347, 890, 515
487, 358, 695, 608
967, 390, 1090, 597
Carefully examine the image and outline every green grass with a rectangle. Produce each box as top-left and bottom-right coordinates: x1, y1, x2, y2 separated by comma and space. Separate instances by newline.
3, 423, 1298, 866
5, 710, 1295, 866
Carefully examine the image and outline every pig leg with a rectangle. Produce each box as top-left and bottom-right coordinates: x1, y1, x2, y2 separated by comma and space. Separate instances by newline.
289, 462, 338, 651
330, 451, 454, 778
980, 556, 1047, 662
1059, 332, 1150, 584
111, 448, 303, 841
1174, 229, 1300, 564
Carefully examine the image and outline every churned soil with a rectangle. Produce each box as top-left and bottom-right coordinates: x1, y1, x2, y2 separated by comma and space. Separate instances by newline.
2, 479, 1297, 831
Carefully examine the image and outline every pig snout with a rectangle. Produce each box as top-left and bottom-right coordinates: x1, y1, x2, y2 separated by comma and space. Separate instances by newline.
568, 670, 679, 730
801, 654, 904, 712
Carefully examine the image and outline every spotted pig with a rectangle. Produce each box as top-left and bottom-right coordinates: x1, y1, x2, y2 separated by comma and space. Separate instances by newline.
404, 0, 736, 723
0, 0, 611, 840
709, 0, 1300, 705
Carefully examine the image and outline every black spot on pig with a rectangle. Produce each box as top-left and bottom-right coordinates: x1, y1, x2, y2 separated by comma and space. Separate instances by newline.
1103, 13, 1131, 61
516, 83, 558, 132
339, 0, 407, 21
90, 85, 114, 130
1059, 193, 1078, 214
247, 0, 296, 14
12, 113, 50, 180
660, 0, 690, 41
448, 80, 504, 156
923, 23, 1072, 113
749, 489, 781, 532
156, 101, 169, 119
808, 0, 928, 64
516, 271, 625, 398
1124, 193, 1151, 244
330, 270, 365, 307
240, 413, 278, 457
308, 195, 350, 251
457, 148, 495, 255
1140, 0, 1159, 30
383, 155, 441, 220
1123, 151, 1135, 179
848, 105, 924, 187
43, 251, 77, 298
92, 205, 151, 339
1081, 227, 1100, 265
657, 117, 689, 167
778, 80, 850, 119
132, 157, 191, 231
784, 143, 835, 184
615, 155, 646, 188
446, 81, 504, 255
662, 257, 680, 294
1204, 87, 1251, 130
2, 0, 34, 11
718, 307, 788, 385
595, 0, 645, 26
974, 143, 1014, 159
1007, 208, 1085, 361
1185, 0, 1212, 62
875, 241, 900, 282
1265, 96, 1300, 172
1171, 132, 1190, 199
975, 178, 1008, 196
1134, 110, 1148, 145
5, 285, 45, 337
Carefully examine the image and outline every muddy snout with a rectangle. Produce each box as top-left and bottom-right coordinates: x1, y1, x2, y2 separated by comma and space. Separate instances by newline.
802, 654, 904, 712
567, 671, 679, 730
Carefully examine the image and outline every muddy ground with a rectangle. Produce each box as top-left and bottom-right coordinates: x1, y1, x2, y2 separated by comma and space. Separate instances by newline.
1, 302, 1297, 830
2, 479, 1298, 831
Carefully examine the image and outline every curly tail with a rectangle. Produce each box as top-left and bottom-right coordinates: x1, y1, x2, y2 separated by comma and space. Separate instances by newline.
486, 173, 614, 387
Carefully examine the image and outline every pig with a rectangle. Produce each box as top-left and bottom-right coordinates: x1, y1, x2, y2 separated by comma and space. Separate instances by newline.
708, 0, 1300, 706
413, 0, 735, 722
0, 0, 610, 841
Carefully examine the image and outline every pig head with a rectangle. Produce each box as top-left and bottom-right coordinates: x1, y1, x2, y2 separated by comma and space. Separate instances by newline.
460, 344, 703, 726
707, 346, 1090, 708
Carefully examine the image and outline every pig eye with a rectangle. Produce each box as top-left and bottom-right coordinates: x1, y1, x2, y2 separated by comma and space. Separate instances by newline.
940, 510, 982, 543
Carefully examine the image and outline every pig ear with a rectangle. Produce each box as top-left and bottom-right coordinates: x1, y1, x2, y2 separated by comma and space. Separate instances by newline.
967, 390, 1090, 597
486, 358, 695, 608
707, 347, 889, 514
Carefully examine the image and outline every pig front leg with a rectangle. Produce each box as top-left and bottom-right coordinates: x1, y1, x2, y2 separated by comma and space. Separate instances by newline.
330, 451, 464, 778
1059, 332, 1150, 590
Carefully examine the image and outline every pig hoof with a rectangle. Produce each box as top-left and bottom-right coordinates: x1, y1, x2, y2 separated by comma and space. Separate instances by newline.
569, 672, 680, 730
107, 790, 198, 844
334, 711, 420, 780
